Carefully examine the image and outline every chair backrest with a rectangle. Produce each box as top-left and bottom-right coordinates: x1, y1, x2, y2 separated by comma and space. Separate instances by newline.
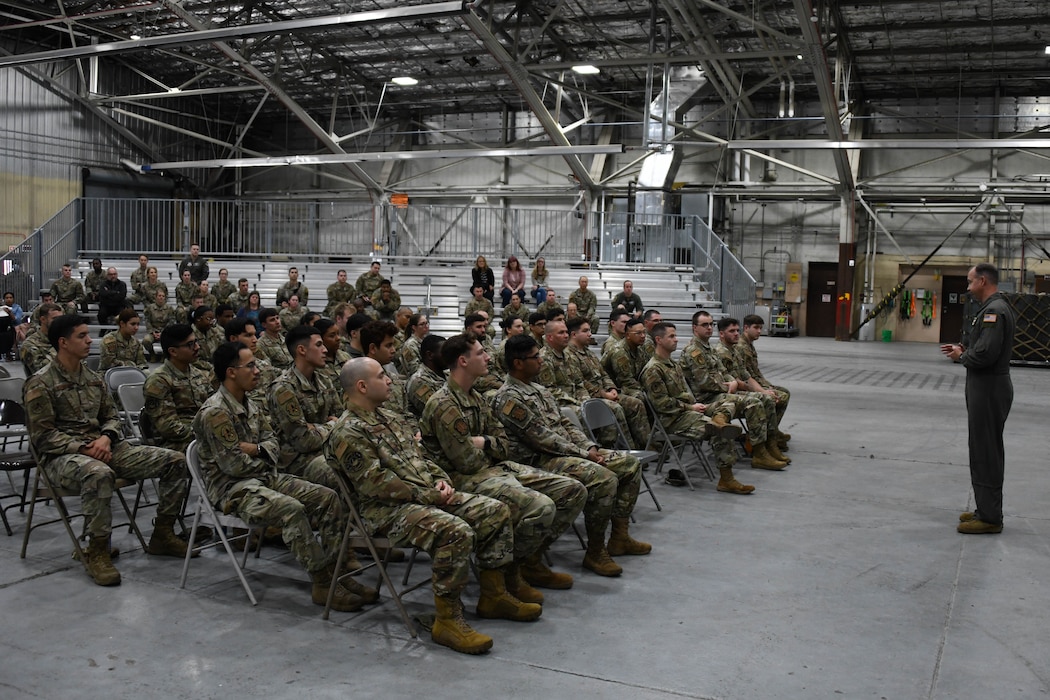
104, 366, 147, 393
85, 356, 100, 372
0, 364, 10, 378
116, 382, 146, 441
579, 398, 630, 450
560, 406, 583, 430
0, 376, 25, 404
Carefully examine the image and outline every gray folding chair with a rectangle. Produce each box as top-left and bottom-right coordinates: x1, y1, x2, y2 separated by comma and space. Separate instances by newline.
104, 366, 147, 395
580, 398, 661, 511
0, 400, 34, 536
642, 394, 716, 491
115, 382, 146, 444
85, 356, 101, 372
180, 440, 264, 605
0, 376, 25, 404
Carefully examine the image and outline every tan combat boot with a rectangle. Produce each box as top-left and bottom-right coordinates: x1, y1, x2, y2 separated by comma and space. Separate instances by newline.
336, 549, 380, 603
520, 550, 574, 590
310, 566, 366, 612
767, 439, 791, 464
504, 562, 544, 604
582, 539, 623, 577
147, 515, 192, 558
751, 442, 787, 470
84, 536, 122, 587
433, 595, 493, 655
476, 568, 543, 621
717, 467, 755, 494
606, 516, 652, 556
708, 414, 743, 440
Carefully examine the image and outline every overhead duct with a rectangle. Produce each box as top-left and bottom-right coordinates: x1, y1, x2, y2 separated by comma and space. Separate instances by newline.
636, 65, 709, 219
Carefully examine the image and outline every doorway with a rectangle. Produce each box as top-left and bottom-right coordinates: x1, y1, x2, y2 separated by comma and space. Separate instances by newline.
806, 262, 838, 337
939, 275, 969, 343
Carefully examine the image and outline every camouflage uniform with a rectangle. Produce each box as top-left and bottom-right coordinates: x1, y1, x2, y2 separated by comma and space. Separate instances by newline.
193, 385, 343, 575
610, 291, 643, 316
325, 403, 513, 598
405, 364, 446, 418
50, 277, 85, 314
256, 332, 293, 370
492, 376, 642, 546
372, 289, 401, 320
129, 267, 150, 302
384, 369, 417, 434
324, 281, 356, 317
355, 271, 383, 301
318, 349, 351, 391
140, 282, 169, 307
212, 280, 236, 305
492, 337, 511, 375
174, 280, 198, 310
268, 366, 341, 489
681, 336, 775, 443
640, 354, 735, 468
194, 324, 225, 369
228, 291, 251, 312
279, 306, 306, 332
249, 356, 277, 405
535, 300, 564, 318
395, 335, 422, 376
143, 360, 214, 451
464, 297, 496, 337
600, 333, 623, 357
21, 331, 55, 376
200, 293, 218, 311
735, 335, 790, 425
275, 282, 309, 308
143, 301, 175, 360
421, 379, 586, 560
569, 288, 599, 328
84, 269, 105, 301
568, 343, 650, 449
537, 344, 589, 407
98, 331, 147, 372
473, 336, 503, 395
25, 360, 188, 538
501, 304, 530, 325
601, 340, 647, 397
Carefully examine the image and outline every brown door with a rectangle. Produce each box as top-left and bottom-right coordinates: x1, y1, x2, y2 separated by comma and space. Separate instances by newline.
939, 275, 969, 343
1035, 275, 1050, 294
806, 262, 838, 337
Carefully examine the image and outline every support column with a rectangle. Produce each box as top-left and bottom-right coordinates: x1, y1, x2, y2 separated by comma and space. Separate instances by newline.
835, 193, 856, 341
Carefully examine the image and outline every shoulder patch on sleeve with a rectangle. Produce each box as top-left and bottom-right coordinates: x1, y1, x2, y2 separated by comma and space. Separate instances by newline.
982, 313, 998, 324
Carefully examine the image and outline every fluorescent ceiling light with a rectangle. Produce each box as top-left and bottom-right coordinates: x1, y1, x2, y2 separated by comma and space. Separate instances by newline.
391, 76, 418, 86
571, 65, 600, 75
1045, 45, 1050, 55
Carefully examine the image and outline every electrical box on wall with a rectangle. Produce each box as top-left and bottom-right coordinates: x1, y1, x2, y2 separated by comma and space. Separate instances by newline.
785, 262, 803, 303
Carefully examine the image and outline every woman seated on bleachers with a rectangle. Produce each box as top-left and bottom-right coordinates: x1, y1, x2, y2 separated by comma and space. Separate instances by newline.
471, 255, 495, 302
531, 257, 549, 305
500, 255, 526, 307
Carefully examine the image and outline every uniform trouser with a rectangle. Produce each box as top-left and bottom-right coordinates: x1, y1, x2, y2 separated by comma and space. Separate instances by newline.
453, 461, 586, 559
44, 441, 188, 539
704, 392, 775, 444
372, 493, 513, 598
283, 452, 341, 492
225, 474, 344, 574
966, 373, 1013, 526
537, 450, 641, 542
613, 394, 651, 449
666, 411, 737, 468
766, 385, 790, 428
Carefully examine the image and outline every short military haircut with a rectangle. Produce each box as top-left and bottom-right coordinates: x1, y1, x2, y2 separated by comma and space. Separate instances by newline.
224, 316, 255, 341
333, 302, 354, 320
35, 302, 60, 322
974, 262, 999, 285
48, 313, 89, 349
440, 332, 477, 367
213, 341, 248, 384
651, 321, 675, 339
420, 333, 446, 361
471, 284, 484, 293
741, 314, 764, 327
528, 312, 547, 326
238, 277, 248, 285
643, 309, 662, 322
314, 317, 336, 334
191, 305, 213, 323
544, 308, 565, 321
302, 312, 321, 327
566, 316, 588, 334
285, 324, 320, 354
117, 308, 139, 324
258, 307, 279, 325
346, 312, 372, 334
625, 317, 644, 332
717, 316, 740, 332
688, 308, 713, 325
609, 309, 629, 324
505, 334, 539, 367
160, 323, 194, 356
501, 316, 519, 331
359, 320, 397, 354
379, 278, 391, 287
464, 313, 486, 328
215, 303, 234, 317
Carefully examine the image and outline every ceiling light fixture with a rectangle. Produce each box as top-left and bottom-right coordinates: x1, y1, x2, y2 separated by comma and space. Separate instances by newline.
572, 65, 600, 75
1045, 45, 1050, 55
391, 76, 418, 86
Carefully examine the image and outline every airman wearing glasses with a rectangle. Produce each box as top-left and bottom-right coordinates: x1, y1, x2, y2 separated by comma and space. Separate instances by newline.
143, 324, 215, 453
601, 318, 649, 399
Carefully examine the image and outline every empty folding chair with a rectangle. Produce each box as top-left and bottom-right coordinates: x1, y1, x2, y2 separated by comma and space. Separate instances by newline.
115, 382, 147, 444
179, 440, 265, 605
580, 398, 661, 511
0, 399, 34, 536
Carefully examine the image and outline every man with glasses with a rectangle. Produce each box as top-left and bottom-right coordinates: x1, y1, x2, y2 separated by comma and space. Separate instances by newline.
494, 335, 649, 578
681, 310, 787, 470
224, 317, 275, 403
527, 312, 547, 349
193, 341, 371, 612
144, 324, 214, 453
601, 318, 649, 399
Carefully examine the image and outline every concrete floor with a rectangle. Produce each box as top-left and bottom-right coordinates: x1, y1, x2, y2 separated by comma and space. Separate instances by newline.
2, 336, 1048, 699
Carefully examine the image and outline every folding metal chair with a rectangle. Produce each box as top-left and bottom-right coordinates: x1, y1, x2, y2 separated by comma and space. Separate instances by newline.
0, 400, 34, 536
179, 440, 265, 605
580, 398, 661, 511
642, 394, 716, 491
115, 382, 146, 444
104, 366, 148, 394
0, 376, 25, 404
327, 468, 424, 636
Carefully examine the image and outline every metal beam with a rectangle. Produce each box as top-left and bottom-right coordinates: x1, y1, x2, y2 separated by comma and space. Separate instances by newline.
0, 3, 467, 68
728, 139, 1050, 150
139, 145, 625, 171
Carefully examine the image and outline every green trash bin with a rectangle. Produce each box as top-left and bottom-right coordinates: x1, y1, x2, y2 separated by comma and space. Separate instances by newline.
881, 329, 892, 342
